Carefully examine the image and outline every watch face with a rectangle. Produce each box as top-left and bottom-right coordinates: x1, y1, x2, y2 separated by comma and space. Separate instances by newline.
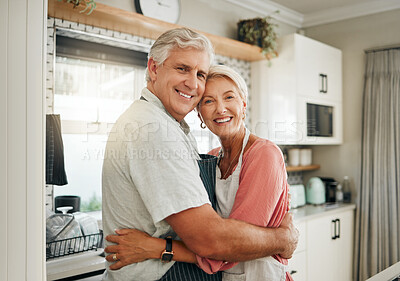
161, 253, 174, 262
135, 0, 181, 24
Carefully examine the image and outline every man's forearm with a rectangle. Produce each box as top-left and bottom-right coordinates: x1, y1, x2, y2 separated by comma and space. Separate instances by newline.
166, 204, 298, 262
202, 217, 287, 262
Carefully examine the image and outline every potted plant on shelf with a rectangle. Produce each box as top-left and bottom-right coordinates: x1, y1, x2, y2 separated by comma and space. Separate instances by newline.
57, 0, 97, 15
237, 15, 278, 60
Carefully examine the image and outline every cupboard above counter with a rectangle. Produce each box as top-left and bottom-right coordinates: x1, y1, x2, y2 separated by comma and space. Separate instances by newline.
250, 33, 343, 145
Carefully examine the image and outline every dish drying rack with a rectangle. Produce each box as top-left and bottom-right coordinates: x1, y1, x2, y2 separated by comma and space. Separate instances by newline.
46, 232, 103, 260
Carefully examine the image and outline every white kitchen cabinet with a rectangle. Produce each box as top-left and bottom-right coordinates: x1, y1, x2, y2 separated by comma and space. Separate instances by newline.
289, 251, 307, 281
288, 221, 307, 281
288, 204, 355, 281
251, 33, 343, 145
296, 34, 342, 102
306, 208, 354, 281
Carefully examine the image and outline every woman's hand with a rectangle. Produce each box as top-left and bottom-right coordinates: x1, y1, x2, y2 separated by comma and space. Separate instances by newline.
277, 213, 299, 259
104, 229, 163, 270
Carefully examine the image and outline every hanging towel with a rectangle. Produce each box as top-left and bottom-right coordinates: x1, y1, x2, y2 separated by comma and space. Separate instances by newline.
46, 114, 68, 185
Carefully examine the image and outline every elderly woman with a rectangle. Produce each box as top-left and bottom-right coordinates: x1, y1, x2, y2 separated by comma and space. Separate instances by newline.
105, 65, 293, 281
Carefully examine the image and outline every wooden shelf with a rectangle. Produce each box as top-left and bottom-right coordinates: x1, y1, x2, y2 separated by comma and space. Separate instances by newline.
286, 164, 320, 172
48, 0, 266, 61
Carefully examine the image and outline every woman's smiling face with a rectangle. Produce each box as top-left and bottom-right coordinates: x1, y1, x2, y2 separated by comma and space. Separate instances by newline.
199, 77, 246, 139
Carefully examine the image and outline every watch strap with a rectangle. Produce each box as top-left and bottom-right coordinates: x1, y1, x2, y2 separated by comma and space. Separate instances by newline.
165, 236, 172, 252
161, 236, 174, 263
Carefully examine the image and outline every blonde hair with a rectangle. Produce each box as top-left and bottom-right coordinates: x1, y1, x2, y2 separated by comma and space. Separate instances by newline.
145, 28, 214, 81
205, 65, 248, 102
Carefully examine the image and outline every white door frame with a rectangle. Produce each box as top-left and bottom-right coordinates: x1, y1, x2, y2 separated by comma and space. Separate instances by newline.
0, 0, 47, 280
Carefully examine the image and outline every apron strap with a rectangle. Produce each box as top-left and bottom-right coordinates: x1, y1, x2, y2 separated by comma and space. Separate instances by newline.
236, 128, 251, 170
198, 154, 218, 210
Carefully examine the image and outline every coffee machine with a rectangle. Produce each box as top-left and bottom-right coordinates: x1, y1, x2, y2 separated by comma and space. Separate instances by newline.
320, 177, 338, 203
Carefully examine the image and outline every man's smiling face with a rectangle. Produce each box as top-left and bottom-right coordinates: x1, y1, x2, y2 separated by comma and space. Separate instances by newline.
147, 47, 210, 122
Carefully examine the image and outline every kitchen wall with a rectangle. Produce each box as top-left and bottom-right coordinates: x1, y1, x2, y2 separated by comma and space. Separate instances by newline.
96, 0, 298, 39
303, 9, 400, 202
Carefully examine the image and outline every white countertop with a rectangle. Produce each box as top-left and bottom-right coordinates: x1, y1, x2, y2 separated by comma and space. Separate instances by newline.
47, 249, 105, 280
366, 260, 400, 281
290, 203, 356, 222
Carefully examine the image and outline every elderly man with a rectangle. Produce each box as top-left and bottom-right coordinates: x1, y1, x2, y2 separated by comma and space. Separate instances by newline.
102, 28, 298, 281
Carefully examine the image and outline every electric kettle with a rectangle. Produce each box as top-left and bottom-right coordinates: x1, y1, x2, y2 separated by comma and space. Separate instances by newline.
306, 177, 326, 205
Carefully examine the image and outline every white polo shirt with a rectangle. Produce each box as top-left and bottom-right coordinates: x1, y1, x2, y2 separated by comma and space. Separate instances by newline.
102, 88, 211, 281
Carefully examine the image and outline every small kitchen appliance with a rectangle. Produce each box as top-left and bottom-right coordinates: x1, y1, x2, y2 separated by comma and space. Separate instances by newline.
306, 177, 326, 205
307, 103, 333, 137
320, 177, 338, 203
289, 184, 306, 208
55, 195, 80, 213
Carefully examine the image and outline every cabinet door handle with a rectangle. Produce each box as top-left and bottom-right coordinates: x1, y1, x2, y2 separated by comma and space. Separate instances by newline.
324, 74, 328, 93
336, 219, 341, 239
320, 73, 325, 93
319, 74, 328, 93
331, 219, 337, 239
290, 270, 297, 275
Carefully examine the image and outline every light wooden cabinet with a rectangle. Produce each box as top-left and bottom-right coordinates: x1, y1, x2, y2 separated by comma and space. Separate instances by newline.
306, 208, 354, 281
251, 33, 343, 145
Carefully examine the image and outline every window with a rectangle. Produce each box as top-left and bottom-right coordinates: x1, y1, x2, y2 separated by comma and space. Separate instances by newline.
54, 36, 217, 212
185, 111, 219, 153
54, 36, 147, 212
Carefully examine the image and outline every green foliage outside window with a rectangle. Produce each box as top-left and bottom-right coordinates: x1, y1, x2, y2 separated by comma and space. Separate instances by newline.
80, 192, 102, 212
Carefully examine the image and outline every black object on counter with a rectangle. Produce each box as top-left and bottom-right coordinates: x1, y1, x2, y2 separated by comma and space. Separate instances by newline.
320, 177, 338, 203
55, 195, 80, 213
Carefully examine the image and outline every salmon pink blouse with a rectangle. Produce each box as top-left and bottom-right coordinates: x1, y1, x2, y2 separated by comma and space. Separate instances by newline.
196, 138, 293, 281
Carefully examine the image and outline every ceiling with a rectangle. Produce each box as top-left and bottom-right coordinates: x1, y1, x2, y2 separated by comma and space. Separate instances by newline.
225, 0, 400, 28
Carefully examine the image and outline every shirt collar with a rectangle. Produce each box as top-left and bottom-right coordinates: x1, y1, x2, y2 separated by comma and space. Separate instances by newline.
141, 88, 191, 135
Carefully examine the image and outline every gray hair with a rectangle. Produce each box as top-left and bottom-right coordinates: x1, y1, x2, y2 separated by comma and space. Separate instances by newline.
206, 65, 248, 102
146, 28, 215, 81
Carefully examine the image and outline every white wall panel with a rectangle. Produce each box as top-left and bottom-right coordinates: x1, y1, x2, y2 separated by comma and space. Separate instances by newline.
2, 0, 46, 280
26, 0, 47, 280
0, 0, 8, 280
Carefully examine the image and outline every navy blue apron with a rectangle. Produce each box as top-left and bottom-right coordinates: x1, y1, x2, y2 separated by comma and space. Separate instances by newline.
157, 154, 222, 281
140, 96, 222, 280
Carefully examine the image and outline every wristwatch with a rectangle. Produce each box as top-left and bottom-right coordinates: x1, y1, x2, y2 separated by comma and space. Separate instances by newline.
161, 236, 174, 263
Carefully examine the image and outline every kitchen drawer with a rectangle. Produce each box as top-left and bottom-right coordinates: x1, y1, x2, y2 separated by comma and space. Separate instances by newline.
289, 251, 306, 281
295, 221, 306, 253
